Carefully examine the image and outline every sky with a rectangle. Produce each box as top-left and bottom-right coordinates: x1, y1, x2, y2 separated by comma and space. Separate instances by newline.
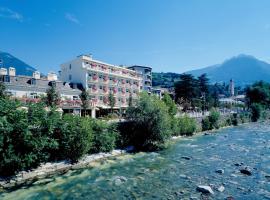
1, 0, 270, 74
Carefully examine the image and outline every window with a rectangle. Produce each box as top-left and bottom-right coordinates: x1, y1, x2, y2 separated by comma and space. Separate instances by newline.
73, 96, 79, 100
31, 78, 36, 85
126, 89, 129, 93
30, 92, 38, 99
118, 88, 121, 92
69, 74, 72, 80
99, 96, 103, 100
69, 64, 72, 70
0, 75, 10, 82
99, 85, 102, 90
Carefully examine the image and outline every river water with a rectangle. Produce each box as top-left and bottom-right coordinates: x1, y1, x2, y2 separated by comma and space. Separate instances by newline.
1, 123, 270, 200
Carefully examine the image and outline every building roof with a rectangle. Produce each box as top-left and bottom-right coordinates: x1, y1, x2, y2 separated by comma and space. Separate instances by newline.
2, 75, 81, 96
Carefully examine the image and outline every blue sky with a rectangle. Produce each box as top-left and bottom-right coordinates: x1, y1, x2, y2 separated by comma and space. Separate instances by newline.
1, 0, 270, 73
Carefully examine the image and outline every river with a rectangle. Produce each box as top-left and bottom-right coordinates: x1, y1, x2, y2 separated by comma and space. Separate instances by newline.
1, 122, 270, 199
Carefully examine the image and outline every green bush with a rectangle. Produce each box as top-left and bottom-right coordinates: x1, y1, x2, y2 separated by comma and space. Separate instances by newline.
125, 92, 172, 151
90, 120, 119, 153
174, 115, 197, 136
208, 109, 220, 129
201, 117, 211, 131
231, 113, 238, 126
250, 103, 263, 122
54, 115, 93, 163
0, 100, 59, 176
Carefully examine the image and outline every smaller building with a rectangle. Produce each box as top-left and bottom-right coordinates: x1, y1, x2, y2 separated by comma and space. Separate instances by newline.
127, 65, 152, 93
0, 67, 82, 115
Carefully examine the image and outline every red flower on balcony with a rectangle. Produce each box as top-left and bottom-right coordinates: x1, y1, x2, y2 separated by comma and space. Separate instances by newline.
103, 97, 108, 104
121, 79, 125, 84
121, 88, 125, 94
113, 87, 117, 94
92, 85, 97, 91
122, 70, 127, 74
103, 76, 108, 82
93, 75, 98, 81
103, 86, 108, 93
113, 78, 118, 83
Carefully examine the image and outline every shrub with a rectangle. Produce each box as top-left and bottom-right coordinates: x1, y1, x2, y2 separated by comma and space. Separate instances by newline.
202, 117, 211, 131
125, 92, 172, 151
54, 115, 93, 162
90, 120, 119, 153
208, 109, 220, 129
250, 103, 262, 122
231, 113, 238, 126
162, 93, 177, 116
175, 115, 197, 136
0, 100, 59, 176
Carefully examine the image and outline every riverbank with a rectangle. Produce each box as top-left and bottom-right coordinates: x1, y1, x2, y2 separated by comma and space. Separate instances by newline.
1, 122, 269, 199
0, 150, 126, 191
0, 121, 245, 191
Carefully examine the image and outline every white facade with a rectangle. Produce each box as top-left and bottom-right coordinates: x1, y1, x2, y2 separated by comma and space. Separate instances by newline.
127, 65, 152, 93
60, 55, 142, 109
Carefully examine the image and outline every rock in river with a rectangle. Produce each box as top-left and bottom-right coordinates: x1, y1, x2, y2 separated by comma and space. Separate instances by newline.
112, 176, 127, 186
181, 156, 191, 160
196, 185, 214, 194
240, 168, 252, 176
217, 185, 225, 192
215, 169, 224, 174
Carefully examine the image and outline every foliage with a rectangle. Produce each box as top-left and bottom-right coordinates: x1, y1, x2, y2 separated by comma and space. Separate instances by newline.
128, 93, 133, 107
53, 115, 93, 162
201, 117, 211, 131
162, 92, 177, 116
125, 92, 172, 151
90, 120, 119, 153
173, 115, 197, 136
250, 103, 263, 122
80, 89, 90, 116
208, 109, 220, 129
231, 113, 238, 126
108, 92, 116, 113
174, 74, 198, 110
246, 81, 270, 108
44, 84, 60, 107
0, 101, 59, 176
0, 82, 7, 99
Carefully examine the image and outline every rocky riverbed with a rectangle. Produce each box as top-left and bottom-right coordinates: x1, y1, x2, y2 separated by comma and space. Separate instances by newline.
1, 122, 270, 199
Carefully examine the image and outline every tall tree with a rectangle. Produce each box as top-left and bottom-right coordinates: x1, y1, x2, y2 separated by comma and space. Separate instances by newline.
108, 92, 115, 113
0, 82, 7, 99
162, 92, 177, 116
45, 83, 60, 107
198, 74, 210, 112
174, 73, 198, 110
80, 89, 90, 116
128, 93, 133, 107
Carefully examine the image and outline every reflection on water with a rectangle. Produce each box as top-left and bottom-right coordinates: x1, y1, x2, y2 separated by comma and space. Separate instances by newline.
1, 122, 270, 199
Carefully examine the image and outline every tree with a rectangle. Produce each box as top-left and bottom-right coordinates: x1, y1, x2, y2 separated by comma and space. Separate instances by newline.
174, 73, 199, 110
162, 92, 177, 116
198, 74, 209, 112
250, 103, 262, 122
80, 89, 90, 116
55, 115, 93, 162
246, 81, 270, 108
0, 82, 7, 99
45, 84, 60, 107
125, 92, 172, 151
108, 92, 115, 113
128, 93, 133, 107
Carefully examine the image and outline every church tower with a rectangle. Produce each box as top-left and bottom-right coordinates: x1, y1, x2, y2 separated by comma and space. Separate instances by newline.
229, 79, 234, 97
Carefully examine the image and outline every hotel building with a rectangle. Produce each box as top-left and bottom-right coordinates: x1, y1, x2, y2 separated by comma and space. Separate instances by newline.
60, 54, 142, 115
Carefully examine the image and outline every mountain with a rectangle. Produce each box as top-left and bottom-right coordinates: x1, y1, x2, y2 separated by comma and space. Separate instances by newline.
187, 54, 270, 86
152, 54, 270, 88
0, 51, 37, 76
